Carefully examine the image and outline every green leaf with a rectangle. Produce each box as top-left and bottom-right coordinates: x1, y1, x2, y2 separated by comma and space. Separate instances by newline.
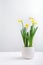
21, 27, 27, 47
33, 27, 38, 36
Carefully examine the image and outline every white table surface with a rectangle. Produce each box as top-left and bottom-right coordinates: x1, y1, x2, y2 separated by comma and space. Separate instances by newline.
0, 52, 43, 65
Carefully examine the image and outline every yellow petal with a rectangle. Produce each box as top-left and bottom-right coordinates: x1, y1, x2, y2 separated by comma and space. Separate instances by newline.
25, 23, 29, 28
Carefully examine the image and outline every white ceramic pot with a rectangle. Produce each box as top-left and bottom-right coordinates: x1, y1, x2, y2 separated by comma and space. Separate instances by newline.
22, 47, 34, 59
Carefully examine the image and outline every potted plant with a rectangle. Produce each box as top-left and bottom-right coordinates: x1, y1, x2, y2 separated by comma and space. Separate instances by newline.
18, 17, 38, 59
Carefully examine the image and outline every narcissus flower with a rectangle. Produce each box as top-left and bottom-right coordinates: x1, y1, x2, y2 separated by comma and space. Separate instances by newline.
32, 21, 37, 25
18, 19, 23, 23
29, 17, 37, 25
25, 23, 29, 28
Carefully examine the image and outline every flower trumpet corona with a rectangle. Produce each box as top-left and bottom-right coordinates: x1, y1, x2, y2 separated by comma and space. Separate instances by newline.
18, 19, 23, 23
25, 23, 29, 28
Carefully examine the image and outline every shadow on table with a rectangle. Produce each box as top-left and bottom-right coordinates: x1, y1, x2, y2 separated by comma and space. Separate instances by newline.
11, 57, 32, 60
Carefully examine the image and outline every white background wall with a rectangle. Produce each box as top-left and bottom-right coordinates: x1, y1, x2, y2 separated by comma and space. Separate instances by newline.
0, 0, 43, 51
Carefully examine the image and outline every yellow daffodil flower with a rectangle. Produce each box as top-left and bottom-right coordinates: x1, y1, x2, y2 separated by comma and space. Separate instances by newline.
32, 21, 37, 25
25, 23, 29, 28
18, 19, 23, 23
29, 17, 37, 25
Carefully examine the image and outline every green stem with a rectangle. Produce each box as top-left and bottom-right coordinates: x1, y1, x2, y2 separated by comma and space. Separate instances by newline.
25, 38, 28, 47
29, 38, 33, 47
21, 22, 24, 28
